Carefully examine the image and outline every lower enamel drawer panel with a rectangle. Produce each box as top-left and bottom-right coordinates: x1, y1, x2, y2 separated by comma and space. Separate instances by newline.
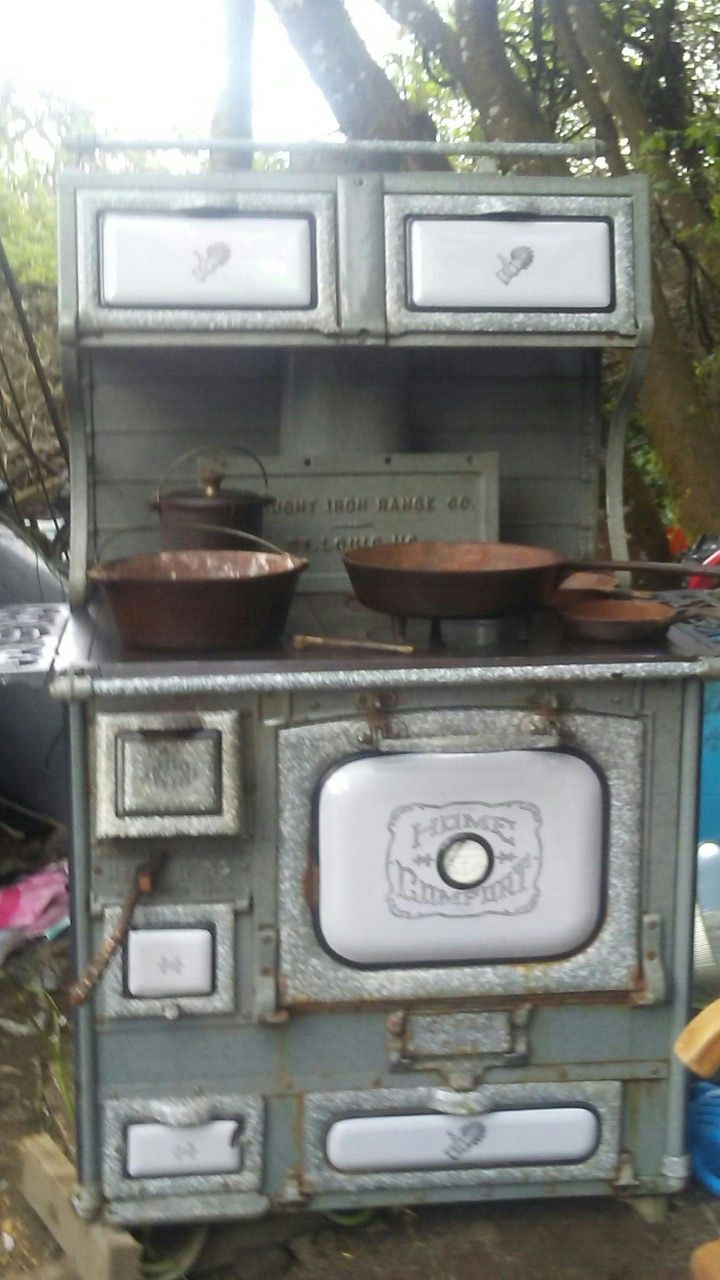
126, 1120, 242, 1178
103, 1094, 264, 1200
327, 1107, 599, 1173
305, 1082, 622, 1192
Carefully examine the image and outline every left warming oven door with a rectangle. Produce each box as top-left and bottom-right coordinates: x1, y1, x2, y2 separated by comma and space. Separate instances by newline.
84, 704, 267, 1224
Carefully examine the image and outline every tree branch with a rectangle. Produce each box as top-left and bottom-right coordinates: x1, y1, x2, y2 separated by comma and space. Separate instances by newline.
268, 0, 447, 168
378, 0, 465, 83
547, 0, 626, 175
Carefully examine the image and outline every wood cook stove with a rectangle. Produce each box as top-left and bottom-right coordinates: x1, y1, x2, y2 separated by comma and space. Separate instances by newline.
12, 141, 715, 1225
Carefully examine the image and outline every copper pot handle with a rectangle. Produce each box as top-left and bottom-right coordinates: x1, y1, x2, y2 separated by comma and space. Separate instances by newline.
153, 444, 270, 506
91, 524, 293, 567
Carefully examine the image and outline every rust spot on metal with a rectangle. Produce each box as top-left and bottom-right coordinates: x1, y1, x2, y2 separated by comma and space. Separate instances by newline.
303, 860, 319, 909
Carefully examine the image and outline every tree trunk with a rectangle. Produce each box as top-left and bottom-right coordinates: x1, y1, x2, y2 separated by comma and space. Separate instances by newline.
211, 0, 255, 169
639, 270, 720, 534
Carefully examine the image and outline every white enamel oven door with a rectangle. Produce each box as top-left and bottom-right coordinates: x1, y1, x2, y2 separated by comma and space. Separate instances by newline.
278, 709, 643, 1004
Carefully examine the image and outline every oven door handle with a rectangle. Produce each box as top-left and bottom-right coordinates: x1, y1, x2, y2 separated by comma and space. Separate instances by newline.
429, 1088, 488, 1117
376, 725, 563, 754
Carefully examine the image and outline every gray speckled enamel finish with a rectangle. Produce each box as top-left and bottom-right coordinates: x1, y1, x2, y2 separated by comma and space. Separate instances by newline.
102, 1092, 264, 1202
404, 1011, 514, 1057
385, 194, 635, 336
92, 709, 242, 839
304, 1081, 621, 1192
82, 655, 703, 701
99, 902, 237, 1020
278, 708, 642, 1004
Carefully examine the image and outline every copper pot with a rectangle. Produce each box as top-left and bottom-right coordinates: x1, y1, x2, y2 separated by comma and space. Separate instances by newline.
155, 447, 274, 551
89, 532, 307, 652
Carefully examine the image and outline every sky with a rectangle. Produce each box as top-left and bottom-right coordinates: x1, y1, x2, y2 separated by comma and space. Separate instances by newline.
0, 0, 399, 143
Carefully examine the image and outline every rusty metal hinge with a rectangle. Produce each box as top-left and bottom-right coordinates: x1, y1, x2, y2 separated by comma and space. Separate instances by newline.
356, 691, 398, 747
631, 913, 667, 1006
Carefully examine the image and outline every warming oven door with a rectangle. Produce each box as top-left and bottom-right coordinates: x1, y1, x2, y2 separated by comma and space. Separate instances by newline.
278, 707, 642, 1004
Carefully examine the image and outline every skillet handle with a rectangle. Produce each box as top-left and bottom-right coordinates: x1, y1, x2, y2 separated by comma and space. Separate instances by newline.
565, 558, 720, 582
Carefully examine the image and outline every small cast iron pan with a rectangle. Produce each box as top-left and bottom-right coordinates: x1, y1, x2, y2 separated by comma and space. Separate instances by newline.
557, 597, 679, 643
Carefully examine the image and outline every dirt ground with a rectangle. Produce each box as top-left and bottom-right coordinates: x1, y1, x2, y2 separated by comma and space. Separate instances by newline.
2, 944, 720, 1280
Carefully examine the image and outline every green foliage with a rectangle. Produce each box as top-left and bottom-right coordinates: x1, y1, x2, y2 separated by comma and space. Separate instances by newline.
0, 86, 93, 286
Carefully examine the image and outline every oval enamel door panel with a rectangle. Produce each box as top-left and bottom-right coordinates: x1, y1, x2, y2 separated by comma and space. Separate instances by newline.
101, 213, 314, 308
326, 1106, 600, 1172
408, 218, 612, 311
316, 750, 605, 965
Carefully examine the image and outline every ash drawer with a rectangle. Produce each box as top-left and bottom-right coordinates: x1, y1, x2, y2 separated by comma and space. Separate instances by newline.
93, 710, 242, 838
99, 902, 237, 1019
103, 1093, 264, 1201
305, 1082, 622, 1193
101, 212, 314, 309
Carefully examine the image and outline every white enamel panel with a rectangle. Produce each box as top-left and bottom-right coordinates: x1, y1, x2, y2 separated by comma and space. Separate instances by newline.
409, 218, 612, 310
101, 213, 313, 308
317, 750, 604, 965
327, 1107, 599, 1172
126, 1120, 242, 1178
126, 928, 214, 998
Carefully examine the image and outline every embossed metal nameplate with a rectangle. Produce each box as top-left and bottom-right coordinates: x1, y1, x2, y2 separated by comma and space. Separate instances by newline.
210, 452, 498, 591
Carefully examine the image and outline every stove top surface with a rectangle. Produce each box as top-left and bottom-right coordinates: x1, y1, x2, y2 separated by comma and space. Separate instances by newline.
2, 594, 716, 690
51, 592, 717, 681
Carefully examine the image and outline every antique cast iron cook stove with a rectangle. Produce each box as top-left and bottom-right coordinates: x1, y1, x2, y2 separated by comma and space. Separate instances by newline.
43, 149, 707, 1224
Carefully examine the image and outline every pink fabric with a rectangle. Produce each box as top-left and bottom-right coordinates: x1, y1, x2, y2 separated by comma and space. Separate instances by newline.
0, 861, 69, 936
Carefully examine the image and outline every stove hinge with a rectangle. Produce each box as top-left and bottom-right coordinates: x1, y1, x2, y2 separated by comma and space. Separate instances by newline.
631, 914, 667, 1006
356, 691, 398, 747
253, 923, 288, 1025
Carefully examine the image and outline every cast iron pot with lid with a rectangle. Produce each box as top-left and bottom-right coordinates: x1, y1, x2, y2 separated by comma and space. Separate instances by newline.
154, 446, 274, 551
89, 531, 307, 652
342, 540, 720, 620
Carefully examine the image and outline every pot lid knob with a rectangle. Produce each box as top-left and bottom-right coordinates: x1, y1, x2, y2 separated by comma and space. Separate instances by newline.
199, 468, 224, 497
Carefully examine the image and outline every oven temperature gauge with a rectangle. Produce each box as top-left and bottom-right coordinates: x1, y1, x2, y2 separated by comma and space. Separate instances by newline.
437, 835, 494, 891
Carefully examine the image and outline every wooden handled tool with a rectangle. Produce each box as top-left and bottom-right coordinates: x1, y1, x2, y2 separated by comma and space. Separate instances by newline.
292, 634, 415, 655
674, 999, 720, 1077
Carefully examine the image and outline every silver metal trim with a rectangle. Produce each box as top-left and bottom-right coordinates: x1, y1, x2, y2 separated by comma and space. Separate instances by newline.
99, 902, 236, 1020
385, 193, 636, 336
278, 708, 642, 1003
104, 1190, 269, 1225
76, 657, 704, 702
71, 137, 605, 160
304, 1081, 622, 1192
92, 709, 242, 839
102, 1093, 264, 1201
76, 188, 338, 334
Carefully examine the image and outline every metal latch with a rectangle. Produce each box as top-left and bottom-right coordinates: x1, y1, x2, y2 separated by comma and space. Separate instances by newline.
387, 1006, 532, 1087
